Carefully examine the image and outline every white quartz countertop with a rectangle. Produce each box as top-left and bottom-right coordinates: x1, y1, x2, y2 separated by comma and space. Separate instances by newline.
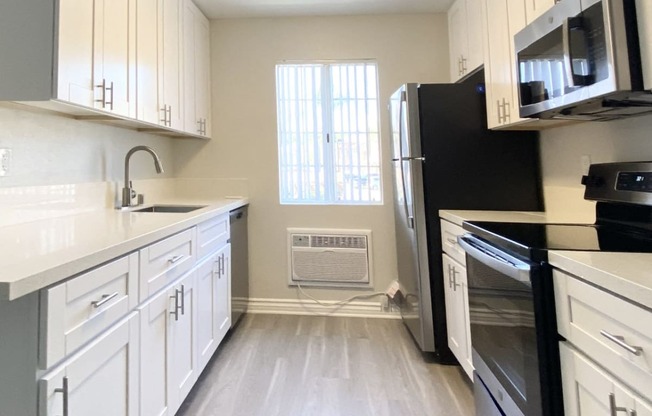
549, 251, 652, 310
0, 198, 248, 301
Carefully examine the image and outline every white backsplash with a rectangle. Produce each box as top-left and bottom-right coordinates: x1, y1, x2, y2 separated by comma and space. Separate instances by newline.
0, 178, 249, 227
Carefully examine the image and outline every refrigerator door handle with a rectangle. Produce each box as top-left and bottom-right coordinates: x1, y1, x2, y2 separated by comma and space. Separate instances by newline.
398, 92, 414, 229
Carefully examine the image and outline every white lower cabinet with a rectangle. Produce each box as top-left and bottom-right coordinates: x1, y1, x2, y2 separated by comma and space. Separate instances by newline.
196, 243, 232, 371
39, 312, 139, 416
442, 253, 473, 379
560, 342, 652, 416
139, 269, 198, 416
1, 212, 237, 415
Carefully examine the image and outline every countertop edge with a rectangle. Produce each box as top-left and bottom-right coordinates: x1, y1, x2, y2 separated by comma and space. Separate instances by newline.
548, 250, 652, 311
0, 199, 249, 301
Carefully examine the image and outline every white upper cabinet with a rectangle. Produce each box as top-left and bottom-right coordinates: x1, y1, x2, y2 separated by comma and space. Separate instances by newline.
448, 0, 483, 83
93, 0, 136, 118
525, 0, 557, 24
136, 0, 162, 125
0, 0, 212, 139
183, 0, 212, 137
160, 0, 185, 131
56, 0, 95, 108
638, 0, 652, 90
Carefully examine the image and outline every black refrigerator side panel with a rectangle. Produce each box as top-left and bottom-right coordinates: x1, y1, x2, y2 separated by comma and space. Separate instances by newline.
416, 70, 543, 362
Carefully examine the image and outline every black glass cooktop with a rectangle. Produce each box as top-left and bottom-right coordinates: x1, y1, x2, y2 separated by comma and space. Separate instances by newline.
463, 221, 652, 261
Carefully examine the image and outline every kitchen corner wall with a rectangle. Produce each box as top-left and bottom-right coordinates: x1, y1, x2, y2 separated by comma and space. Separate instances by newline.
0, 103, 177, 188
173, 14, 449, 301
540, 114, 652, 219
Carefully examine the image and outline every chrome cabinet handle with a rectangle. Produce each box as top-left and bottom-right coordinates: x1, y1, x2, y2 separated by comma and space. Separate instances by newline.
451, 266, 460, 291
502, 98, 510, 122
106, 81, 114, 111
91, 292, 119, 308
600, 330, 643, 356
166, 105, 172, 127
170, 290, 179, 321
461, 56, 467, 73
496, 100, 503, 124
179, 284, 186, 316
458, 57, 463, 76
609, 393, 636, 416
446, 237, 457, 246
447, 264, 453, 288
169, 286, 184, 321
95, 79, 107, 108
160, 105, 168, 125
168, 255, 185, 264
197, 119, 203, 134
54, 376, 69, 416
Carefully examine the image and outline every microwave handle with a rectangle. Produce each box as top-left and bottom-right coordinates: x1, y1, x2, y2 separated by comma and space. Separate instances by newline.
458, 234, 532, 285
562, 16, 594, 87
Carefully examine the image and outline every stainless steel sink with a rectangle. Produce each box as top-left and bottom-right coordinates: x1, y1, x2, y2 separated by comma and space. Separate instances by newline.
130, 205, 207, 213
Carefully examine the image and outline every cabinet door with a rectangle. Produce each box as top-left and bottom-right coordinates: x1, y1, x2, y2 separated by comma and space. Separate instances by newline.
169, 270, 199, 414
448, 0, 468, 83
560, 342, 651, 416
194, 10, 211, 137
525, 0, 556, 24
93, 0, 135, 117
139, 283, 174, 416
482, 0, 511, 128
40, 313, 139, 416
465, 0, 483, 75
56, 0, 95, 107
638, 0, 652, 90
183, 0, 197, 135
442, 253, 470, 379
196, 243, 231, 371
159, 0, 184, 130
215, 244, 231, 344
136, 0, 162, 124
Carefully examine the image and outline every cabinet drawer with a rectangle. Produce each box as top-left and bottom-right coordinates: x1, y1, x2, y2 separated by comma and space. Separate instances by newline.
441, 219, 467, 265
39, 253, 138, 369
196, 213, 229, 261
554, 269, 652, 399
140, 228, 196, 301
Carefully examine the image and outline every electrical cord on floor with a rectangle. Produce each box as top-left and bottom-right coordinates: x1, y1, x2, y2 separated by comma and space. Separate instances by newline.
296, 282, 387, 307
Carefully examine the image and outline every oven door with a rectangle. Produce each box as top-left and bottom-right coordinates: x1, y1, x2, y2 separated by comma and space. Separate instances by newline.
458, 234, 543, 416
514, 0, 636, 119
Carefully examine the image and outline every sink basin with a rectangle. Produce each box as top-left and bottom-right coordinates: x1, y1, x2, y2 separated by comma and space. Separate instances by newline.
131, 205, 207, 213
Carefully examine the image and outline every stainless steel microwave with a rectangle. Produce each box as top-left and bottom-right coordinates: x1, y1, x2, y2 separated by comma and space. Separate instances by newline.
515, 0, 652, 121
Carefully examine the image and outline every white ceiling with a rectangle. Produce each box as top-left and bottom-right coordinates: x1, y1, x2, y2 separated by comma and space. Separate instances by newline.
193, 0, 455, 19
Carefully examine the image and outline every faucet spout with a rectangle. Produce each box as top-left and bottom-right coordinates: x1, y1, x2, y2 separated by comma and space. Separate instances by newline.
122, 146, 164, 207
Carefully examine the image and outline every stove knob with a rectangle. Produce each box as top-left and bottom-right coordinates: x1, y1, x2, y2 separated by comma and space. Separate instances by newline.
581, 175, 604, 187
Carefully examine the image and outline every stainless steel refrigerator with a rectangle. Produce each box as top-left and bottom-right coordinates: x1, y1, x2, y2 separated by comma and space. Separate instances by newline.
389, 70, 542, 359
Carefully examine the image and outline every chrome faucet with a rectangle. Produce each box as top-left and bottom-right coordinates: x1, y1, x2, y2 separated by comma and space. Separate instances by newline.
122, 146, 164, 207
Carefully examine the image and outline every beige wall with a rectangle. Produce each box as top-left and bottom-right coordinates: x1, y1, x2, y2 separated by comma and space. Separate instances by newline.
540, 114, 652, 218
173, 14, 450, 300
0, 103, 177, 188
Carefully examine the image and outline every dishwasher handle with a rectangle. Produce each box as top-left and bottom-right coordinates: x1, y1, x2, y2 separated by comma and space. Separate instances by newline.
458, 234, 533, 285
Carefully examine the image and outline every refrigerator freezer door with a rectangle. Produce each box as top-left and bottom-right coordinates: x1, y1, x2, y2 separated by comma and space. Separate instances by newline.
390, 84, 435, 352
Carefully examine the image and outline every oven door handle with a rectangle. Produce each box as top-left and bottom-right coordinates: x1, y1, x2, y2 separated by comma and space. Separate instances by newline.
458, 234, 532, 284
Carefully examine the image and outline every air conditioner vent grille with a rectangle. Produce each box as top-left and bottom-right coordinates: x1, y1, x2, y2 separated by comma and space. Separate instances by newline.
310, 235, 367, 249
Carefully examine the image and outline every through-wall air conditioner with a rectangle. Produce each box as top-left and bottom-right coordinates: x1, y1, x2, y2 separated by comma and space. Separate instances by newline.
287, 228, 373, 288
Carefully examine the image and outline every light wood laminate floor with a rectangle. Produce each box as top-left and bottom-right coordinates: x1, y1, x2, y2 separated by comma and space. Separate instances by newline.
177, 314, 475, 416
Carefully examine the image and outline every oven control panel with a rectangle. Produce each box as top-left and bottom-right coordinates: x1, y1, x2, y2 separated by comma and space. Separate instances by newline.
616, 172, 652, 192
583, 161, 652, 205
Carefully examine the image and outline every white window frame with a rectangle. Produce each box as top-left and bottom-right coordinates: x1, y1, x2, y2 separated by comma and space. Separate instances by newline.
275, 60, 383, 206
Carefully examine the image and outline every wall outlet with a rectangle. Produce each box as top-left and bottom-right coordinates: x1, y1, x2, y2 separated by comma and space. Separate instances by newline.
0, 149, 11, 176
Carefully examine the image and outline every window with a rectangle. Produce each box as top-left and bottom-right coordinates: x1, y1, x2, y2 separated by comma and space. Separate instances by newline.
275, 61, 382, 205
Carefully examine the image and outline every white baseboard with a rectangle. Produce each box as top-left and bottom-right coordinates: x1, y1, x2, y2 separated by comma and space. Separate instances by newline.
246, 298, 402, 319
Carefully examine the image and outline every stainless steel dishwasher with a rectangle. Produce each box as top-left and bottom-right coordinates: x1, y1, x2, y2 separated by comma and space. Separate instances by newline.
229, 206, 249, 327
